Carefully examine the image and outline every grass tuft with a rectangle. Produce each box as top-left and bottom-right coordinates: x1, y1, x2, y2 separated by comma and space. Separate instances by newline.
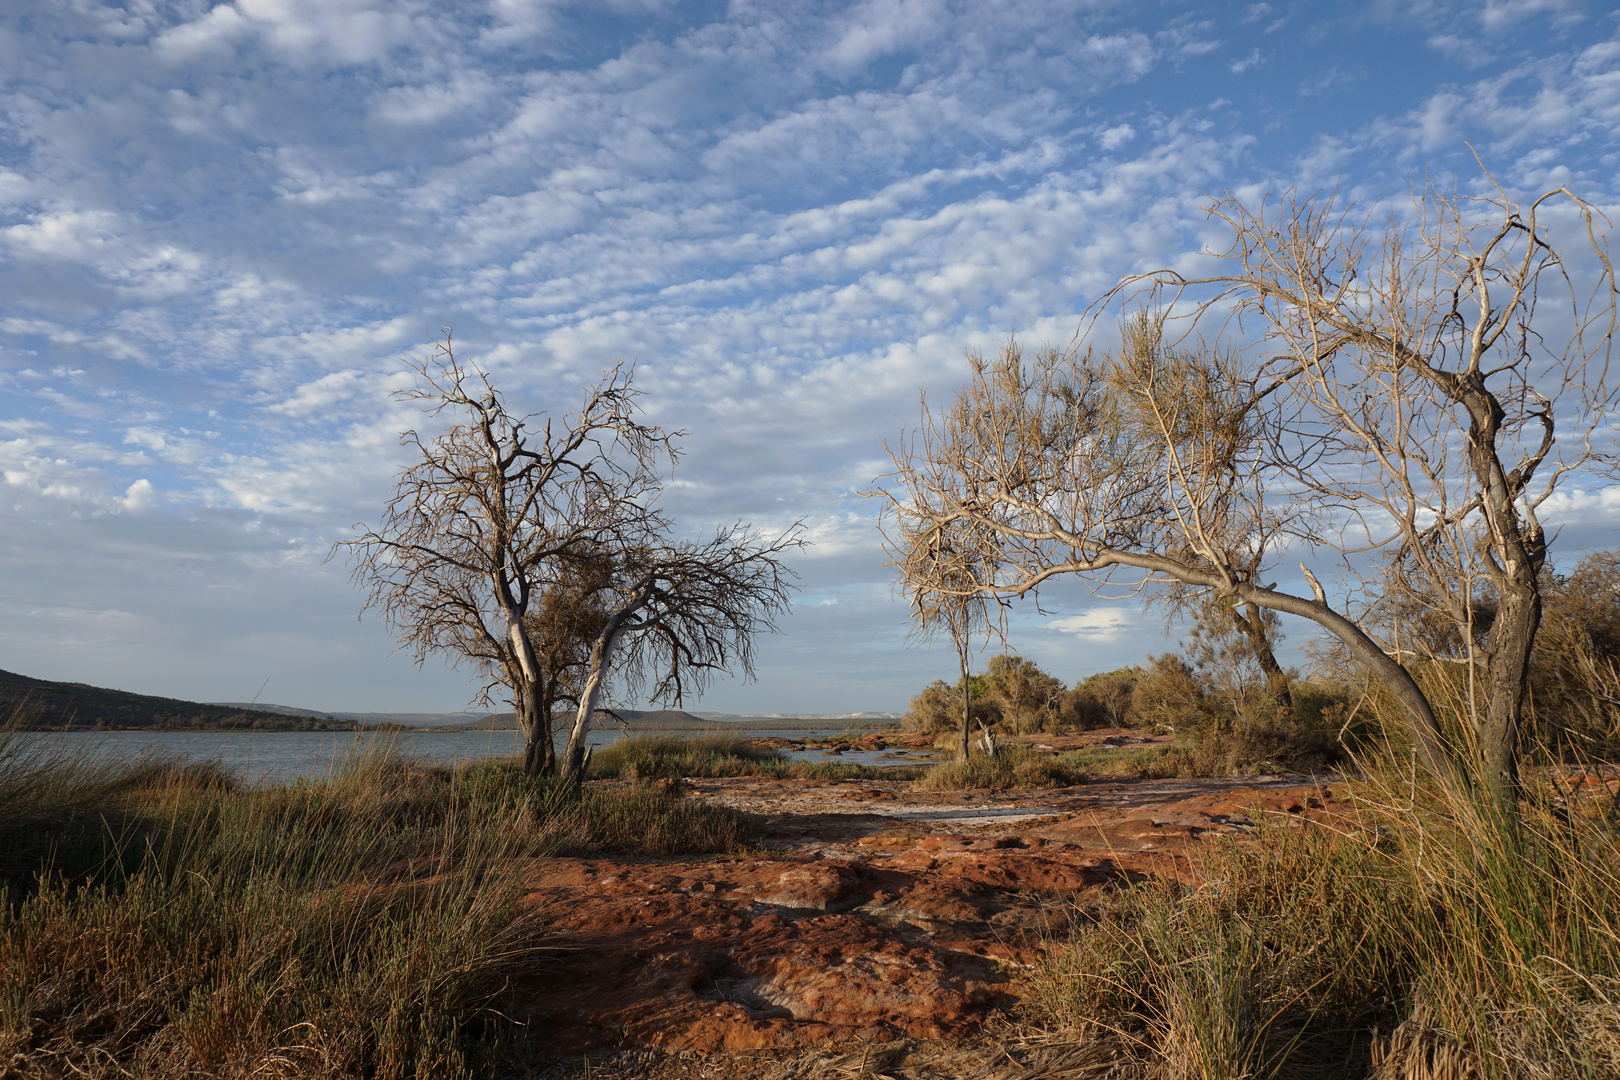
587, 731, 925, 782
1028, 755, 1620, 1079
914, 746, 1085, 790
0, 730, 758, 1078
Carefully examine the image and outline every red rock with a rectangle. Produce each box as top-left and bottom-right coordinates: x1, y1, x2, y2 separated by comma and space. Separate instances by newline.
755, 863, 862, 910
510, 772, 1351, 1055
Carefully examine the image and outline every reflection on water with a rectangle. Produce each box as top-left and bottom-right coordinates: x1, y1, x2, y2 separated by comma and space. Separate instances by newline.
7, 728, 919, 784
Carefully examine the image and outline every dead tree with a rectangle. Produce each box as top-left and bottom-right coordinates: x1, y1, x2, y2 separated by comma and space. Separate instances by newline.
878, 181, 1617, 810
1141, 181, 1618, 808
340, 331, 672, 775
558, 525, 803, 780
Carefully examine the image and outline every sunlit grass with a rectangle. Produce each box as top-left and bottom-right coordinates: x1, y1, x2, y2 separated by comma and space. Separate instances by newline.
914, 745, 1086, 790
587, 731, 925, 782
1028, 751, 1620, 1079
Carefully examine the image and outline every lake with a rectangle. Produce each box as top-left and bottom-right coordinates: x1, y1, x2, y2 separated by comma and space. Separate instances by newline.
7, 727, 928, 784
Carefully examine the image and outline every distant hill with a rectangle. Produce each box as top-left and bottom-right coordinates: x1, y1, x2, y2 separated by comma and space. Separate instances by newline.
212, 703, 485, 727
437, 709, 901, 732
0, 667, 908, 733
437, 708, 713, 732
0, 669, 360, 732
692, 711, 902, 724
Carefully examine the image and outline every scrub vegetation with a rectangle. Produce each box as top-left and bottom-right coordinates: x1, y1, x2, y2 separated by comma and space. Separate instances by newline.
902, 550, 1620, 784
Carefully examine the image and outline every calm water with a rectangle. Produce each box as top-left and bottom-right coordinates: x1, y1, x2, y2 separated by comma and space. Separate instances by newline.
8, 727, 926, 784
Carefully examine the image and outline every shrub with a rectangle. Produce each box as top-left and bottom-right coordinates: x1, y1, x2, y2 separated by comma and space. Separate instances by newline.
1056, 668, 1139, 730
902, 679, 998, 734
914, 746, 1084, 791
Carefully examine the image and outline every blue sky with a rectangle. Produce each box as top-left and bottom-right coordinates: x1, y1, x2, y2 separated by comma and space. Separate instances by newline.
1, 0, 1617, 714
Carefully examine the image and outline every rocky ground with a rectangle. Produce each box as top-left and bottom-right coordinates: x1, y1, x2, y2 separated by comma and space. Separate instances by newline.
507, 731, 1345, 1077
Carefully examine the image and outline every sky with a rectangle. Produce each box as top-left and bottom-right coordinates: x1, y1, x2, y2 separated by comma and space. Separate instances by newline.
1, 0, 1617, 716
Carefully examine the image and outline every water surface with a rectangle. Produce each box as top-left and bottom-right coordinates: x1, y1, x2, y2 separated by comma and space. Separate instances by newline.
11, 727, 924, 784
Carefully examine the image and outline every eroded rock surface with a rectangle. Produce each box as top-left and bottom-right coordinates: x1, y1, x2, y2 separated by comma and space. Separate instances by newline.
515, 769, 1341, 1055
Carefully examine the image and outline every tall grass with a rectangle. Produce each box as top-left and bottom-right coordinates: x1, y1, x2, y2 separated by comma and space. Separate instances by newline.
0, 731, 757, 1078
1030, 746, 1620, 1079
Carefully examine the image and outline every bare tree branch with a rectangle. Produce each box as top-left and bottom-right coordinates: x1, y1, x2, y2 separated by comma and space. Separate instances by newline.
877, 178, 1617, 809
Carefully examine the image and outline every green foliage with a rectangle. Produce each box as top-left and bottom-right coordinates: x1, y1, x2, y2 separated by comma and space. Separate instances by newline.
901, 646, 1358, 776
901, 677, 997, 733
1126, 653, 1209, 734
1057, 667, 1139, 729
983, 654, 1065, 734
905, 654, 1070, 735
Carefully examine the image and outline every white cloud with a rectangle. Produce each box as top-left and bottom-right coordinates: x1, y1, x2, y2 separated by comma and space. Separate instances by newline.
1229, 47, 1262, 74
1099, 123, 1136, 150
1479, 0, 1584, 33
159, 0, 433, 66
0, 1, 1613, 712
821, 0, 948, 76
4, 210, 117, 259
121, 478, 159, 512
268, 370, 369, 417
1048, 608, 1134, 642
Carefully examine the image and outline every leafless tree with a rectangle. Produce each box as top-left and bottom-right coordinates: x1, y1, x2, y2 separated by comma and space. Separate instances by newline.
878, 180, 1616, 809
340, 331, 673, 775
557, 525, 804, 779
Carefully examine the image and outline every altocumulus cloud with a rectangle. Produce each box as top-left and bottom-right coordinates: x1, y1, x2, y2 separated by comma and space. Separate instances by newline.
0, 0, 1615, 712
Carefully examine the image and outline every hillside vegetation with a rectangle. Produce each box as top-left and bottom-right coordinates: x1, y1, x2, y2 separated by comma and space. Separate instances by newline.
0, 668, 359, 731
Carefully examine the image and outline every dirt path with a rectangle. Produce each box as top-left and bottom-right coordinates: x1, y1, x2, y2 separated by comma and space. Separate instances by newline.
511, 770, 1341, 1062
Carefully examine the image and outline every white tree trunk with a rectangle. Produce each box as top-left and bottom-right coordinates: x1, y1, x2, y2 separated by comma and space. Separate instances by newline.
561, 612, 633, 779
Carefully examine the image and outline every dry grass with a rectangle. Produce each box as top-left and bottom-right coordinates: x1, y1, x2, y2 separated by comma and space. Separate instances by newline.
915, 746, 1085, 790
0, 729, 758, 1079
1028, 746, 1620, 1080
587, 732, 924, 782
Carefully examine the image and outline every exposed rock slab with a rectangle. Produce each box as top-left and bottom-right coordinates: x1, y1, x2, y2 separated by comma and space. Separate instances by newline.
514, 772, 1345, 1055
